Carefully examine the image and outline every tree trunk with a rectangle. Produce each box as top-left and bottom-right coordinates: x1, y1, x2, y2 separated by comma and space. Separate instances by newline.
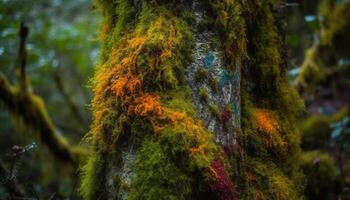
80, 0, 304, 199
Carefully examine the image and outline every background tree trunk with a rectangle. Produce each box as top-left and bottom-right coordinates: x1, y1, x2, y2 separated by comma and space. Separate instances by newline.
80, 0, 304, 199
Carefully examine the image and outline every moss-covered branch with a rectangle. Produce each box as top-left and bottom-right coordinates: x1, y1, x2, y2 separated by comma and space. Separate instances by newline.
0, 23, 86, 166
300, 106, 349, 150
294, 0, 350, 92
0, 73, 86, 165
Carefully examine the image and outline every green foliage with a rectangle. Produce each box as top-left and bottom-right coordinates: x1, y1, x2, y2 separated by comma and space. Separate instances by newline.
241, 159, 302, 200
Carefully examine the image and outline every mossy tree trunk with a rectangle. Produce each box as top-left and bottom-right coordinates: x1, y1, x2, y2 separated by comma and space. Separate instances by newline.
80, 0, 304, 199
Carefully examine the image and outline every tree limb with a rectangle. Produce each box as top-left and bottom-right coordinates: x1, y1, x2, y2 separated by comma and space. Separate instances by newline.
0, 23, 87, 166
16, 22, 29, 93
0, 74, 86, 165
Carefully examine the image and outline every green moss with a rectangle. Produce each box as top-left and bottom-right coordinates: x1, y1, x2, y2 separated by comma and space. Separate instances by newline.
129, 125, 216, 199
0, 74, 85, 165
301, 151, 341, 200
195, 68, 208, 82
212, 0, 248, 71
199, 87, 209, 103
129, 138, 192, 200
300, 116, 331, 150
162, 87, 197, 117
239, 159, 302, 200
209, 104, 220, 120
79, 152, 107, 200
234, 1, 304, 199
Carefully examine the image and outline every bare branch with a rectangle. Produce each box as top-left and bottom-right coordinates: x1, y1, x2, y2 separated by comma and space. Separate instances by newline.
16, 22, 29, 92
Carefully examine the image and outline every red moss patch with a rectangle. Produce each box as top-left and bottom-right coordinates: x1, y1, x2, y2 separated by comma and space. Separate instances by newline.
209, 159, 235, 200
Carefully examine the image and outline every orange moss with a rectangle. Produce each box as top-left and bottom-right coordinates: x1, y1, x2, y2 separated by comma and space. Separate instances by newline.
127, 76, 142, 94
254, 109, 279, 133
167, 111, 186, 124
111, 75, 142, 98
128, 93, 163, 117
160, 21, 175, 61
190, 144, 206, 155
253, 189, 266, 200
99, 18, 111, 41
111, 76, 129, 97
128, 37, 146, 49
149, 119, 166, 133
245, 171, 257, 184
253, 109, 286, 151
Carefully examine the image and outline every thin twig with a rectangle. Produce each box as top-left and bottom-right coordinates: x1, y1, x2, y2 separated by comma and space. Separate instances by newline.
16, 22, 29, 93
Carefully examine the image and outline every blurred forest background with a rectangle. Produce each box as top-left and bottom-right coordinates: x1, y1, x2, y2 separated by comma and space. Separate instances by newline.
0, 0, 349, 199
